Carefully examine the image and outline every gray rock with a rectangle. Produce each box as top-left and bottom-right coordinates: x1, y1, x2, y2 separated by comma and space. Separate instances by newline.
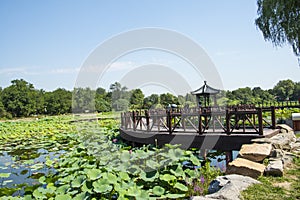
276, 124, 293, 133
269, 149, 284, 158
251, 138, 272, 144
269, 132, 296, 150
226, 158, 266, 179
291, 142, 300, 151
191, 174, 260, 200
265, 158, 283, 176
238, 143, 272, 162
282, 151, 295, 168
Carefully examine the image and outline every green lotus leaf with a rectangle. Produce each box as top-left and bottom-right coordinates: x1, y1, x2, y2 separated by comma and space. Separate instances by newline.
85, 169, 102, 180
0, 173, 10, 178
81, 181, 93, 193
119, 171, 130, 181
107, 172, 117, 184
92, 179, 112, 193
38, 176, 46, 184
159, 174, 176, 183
174, 182, 188, 192
71, 175, 86, 188
54, 194, 72, 200
170, 165, 185, 178
120, 151, 131, 162
184, 168, 197, 178
146, 159, 159, 169
33, 189, 45, 199
56, 184, 69, 194
2, 179, 13, 185
152, 186, 165, 196
190, 155, 200, 166
165, 193, 186, 199
140, 170, 158, 182
73, 192, 89, 200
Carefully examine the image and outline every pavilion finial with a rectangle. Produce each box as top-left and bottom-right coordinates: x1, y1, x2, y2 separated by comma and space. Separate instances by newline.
204, 80, 207, 85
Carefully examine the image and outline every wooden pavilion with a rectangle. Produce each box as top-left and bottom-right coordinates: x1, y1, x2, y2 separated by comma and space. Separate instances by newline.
191, 81, 220, 107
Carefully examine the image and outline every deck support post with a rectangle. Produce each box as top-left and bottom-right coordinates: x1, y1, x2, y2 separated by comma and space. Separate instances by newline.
198, 114, 203, 135
145, 110, 150, 131
225, 151, 233, 167
167, 110, 172, 134
225, 109, 230, 135
271, 106, 276, 129
257, 108, 263, 135
132, 111, 136, 131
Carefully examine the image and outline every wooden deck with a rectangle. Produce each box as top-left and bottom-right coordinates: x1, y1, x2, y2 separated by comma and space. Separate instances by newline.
120, 128, 279, 151
118, 105, 289, 150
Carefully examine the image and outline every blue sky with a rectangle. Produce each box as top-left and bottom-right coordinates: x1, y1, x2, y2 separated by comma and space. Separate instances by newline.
0, 0, 299, 94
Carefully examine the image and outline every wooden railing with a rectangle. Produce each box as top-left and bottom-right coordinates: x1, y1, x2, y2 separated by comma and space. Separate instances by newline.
120, 105, 283, 135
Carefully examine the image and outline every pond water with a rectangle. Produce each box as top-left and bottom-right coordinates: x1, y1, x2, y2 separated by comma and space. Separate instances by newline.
0, 137, 239, 197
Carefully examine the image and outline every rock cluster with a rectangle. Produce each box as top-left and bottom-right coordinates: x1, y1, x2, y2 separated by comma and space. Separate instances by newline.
226, 124, 299, 178
191, 124, 300, 200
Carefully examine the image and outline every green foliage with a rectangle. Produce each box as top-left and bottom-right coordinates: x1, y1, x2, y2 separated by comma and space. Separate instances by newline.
255, 0, 300, 62
160, 93, 179, 107
0, 116, 223, 199
130, 89, 145, 109
72, 88, 96, 113
45, 88, 72, 115
273, 79, 295, 101
1, 79, 42, 117
242, 156, 300, 199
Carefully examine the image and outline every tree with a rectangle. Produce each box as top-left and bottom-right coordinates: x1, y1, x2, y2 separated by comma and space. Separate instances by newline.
1, 79, 40, 117
112, 99, 129, 111
130, 89, 144, 109
255, 0, 300, 62
160, 93, 179, 107
72, 88, 96, 113
273, 79, 295, 101
292, 82, 300, 101
45, 88, 72, 115
143, 94, 160, 109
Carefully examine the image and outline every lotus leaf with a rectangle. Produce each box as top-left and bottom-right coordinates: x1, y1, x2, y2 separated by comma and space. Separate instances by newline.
54, 194, 72, 200
174, 182, 188, 192
71, 175, 86, 188
165, 193, 186, 199
81, 181, 93, 193
120, 151, 131, 163
0, 173, 10, 178
159, 174, 176, 183
92, 179, 112, 193
152, 185, 165, 196
190, 154, 200, 166
73, 192, 89, 200
55, 184, 69, 194
85, 169, 102, 180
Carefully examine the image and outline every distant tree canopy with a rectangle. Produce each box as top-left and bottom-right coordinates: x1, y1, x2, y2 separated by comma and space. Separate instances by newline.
255, 0, 300, 62
0, 79, 299, 118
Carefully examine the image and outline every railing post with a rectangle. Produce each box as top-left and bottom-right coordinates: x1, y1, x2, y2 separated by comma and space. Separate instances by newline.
132, 111, 136, 131
257, 108, 263, 135
145, 110, 150, 131
226, 109, 230, 135
271, 106, 276, 129
121, 112, 125, 128
167, 110, 172, 134
198, 113, 203, 135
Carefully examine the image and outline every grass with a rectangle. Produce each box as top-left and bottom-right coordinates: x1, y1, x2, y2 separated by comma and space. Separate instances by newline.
241, 155, 300, 200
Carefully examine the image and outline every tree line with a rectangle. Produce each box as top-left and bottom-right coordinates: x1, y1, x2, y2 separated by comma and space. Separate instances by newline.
0, 79, 299, 118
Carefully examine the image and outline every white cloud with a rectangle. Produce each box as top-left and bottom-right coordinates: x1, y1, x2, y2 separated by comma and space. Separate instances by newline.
50, 67, 80, 74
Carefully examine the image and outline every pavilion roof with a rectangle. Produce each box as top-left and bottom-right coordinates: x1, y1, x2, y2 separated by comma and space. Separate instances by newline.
191, 81, 220, 95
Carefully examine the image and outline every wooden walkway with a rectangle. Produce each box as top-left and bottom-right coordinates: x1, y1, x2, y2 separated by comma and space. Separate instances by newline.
119, 103, 300, 150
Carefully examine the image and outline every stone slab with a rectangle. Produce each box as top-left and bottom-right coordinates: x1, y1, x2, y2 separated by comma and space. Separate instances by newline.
239, 143, 272, 162
226, 158, 266, 179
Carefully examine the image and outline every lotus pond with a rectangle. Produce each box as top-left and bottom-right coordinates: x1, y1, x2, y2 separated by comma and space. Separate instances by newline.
0, 115, 224, 199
